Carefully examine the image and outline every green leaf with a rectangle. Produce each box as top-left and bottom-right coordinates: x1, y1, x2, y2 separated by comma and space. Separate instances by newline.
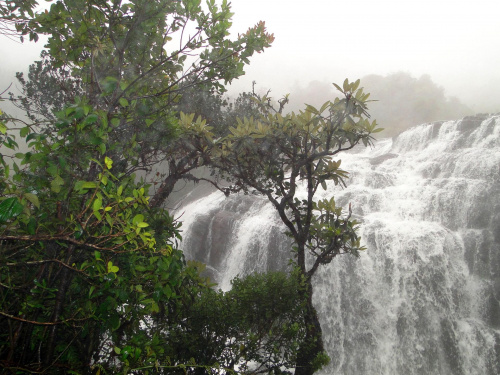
151, 301, 160, 313
47, 164, 58, 177
20, 127, 30, 137
132, 214, 144, 225
93, 198, 102, 212
343, 78, 349, 91
99, 143, 106, 155
104, 157, 113, 169
27, 217, 37, 235
119, 81, 128, 91
332, 82, 342, 93
51, 175, 64, 193
82, 114, 98, 127
136, 222, 149, 228
105, 212, 113, 227
0, 121, 7, 134
107, 261, 119, 273
110, 314, 120, 331
352, 79, 360, 91
75, 181, 98, 191
119, 98, 129, 107
65, 107, 76, 116
0, 197, 24, 223
24, 193, 40, 208
83, 105, 91, 116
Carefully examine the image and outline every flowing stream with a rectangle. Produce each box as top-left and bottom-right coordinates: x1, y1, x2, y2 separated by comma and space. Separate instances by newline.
174, 114, 500, 374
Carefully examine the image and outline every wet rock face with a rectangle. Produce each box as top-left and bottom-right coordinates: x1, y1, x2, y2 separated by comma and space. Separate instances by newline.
457, 114, 489, 132
369, 153, 399, 165
179, 115, 500, 374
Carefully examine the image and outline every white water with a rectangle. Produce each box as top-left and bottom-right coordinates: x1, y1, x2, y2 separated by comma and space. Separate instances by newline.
176, 114, 500, 374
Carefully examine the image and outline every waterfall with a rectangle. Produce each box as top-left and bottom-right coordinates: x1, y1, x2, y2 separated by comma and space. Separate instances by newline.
174, 114, 500, 374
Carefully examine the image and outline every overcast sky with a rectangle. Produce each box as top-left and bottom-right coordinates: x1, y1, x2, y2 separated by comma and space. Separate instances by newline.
227, 0, 500, 112
1, 0, 499, 112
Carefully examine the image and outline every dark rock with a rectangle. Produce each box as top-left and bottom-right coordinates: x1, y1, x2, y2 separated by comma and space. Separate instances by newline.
430, 121, 444, 139
369, 153, 398, 165
457, 114, 488, 132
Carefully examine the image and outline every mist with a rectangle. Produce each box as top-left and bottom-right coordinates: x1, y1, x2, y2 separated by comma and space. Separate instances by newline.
231, 72, 477, 137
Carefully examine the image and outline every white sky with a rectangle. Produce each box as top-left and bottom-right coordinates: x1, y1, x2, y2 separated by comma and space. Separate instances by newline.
227, 0, 500, 111
1, 0, 499, 112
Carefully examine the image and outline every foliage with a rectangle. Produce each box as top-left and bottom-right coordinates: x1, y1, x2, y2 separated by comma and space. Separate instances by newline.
213, 79, 380, 276
1, 1, 381, 374
0, 0, 39, 41
8, 0, 274, 208
166, 270, 308, 374
176, 80, 230, 138
9, 50, 84, 123
150, 78, 381, 373
0, 102, 189, 373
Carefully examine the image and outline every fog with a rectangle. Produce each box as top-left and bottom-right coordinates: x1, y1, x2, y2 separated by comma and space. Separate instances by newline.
1, 0, 499, 130
226, 0, 500, 115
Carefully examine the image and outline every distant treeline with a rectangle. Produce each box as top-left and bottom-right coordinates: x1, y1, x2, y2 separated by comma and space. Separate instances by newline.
286, 72, 473, 137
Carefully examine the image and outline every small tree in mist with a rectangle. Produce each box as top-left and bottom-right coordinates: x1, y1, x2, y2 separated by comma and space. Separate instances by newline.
168, 268, 309, 374
196, 79, 381, 374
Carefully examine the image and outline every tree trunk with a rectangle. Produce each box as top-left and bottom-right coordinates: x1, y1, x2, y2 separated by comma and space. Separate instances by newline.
43, 245, 75, 367
149, 173, 179, 208
295, 278, 325, 375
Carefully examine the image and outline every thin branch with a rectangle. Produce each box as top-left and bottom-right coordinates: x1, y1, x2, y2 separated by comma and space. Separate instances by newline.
0, 310, 91, 326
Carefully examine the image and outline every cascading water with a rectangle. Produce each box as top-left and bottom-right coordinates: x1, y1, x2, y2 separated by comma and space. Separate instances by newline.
174, 114, 500, 374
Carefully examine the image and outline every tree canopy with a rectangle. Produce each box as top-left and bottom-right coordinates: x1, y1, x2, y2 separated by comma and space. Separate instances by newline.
7, 0, 274, 208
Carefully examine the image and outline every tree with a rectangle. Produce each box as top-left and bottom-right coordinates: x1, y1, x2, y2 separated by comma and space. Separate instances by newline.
205, 79, 382, 374
0, 103, 190, 373
0, 103, 309, 373
8, 0, 273, 208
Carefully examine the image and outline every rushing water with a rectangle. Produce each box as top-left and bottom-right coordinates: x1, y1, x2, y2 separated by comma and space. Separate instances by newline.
174, 114, 500, 374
